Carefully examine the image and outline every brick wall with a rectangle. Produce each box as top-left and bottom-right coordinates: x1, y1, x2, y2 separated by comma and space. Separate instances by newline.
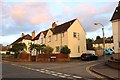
36, 53, 70, 62
18, 53, 31, 61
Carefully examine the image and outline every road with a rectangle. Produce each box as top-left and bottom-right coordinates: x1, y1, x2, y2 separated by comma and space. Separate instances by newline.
2, 56, 110, 80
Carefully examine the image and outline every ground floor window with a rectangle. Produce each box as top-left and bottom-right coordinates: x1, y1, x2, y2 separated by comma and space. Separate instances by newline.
56, 46, 60, 52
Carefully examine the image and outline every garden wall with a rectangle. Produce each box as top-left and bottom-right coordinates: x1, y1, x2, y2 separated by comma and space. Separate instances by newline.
18, 53, 31, 61
18, 53, 70, 62
36, 53, 70, 62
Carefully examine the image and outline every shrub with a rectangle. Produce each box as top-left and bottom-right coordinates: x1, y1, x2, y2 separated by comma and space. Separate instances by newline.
60, 45, 71, 54
43, 46, 53, 54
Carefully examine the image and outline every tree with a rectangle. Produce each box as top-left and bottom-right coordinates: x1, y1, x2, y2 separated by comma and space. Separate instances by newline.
29, 44, 47, 54
86, 38, 94, 50
96, 36, 101, 40
8, 43, 27, 58
60, 45, 71, 54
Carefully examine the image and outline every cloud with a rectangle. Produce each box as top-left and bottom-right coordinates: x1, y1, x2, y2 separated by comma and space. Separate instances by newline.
1, 2, 52, 36
62, 2, 117, 32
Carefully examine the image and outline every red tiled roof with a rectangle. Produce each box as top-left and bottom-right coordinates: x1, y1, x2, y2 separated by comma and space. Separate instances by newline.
32, 29, 49, 41
93, 39, 113, 44
32, 19, 76, 41
11, 34, 32, 45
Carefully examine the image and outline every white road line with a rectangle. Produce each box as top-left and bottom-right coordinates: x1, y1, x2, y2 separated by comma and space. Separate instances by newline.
63, 74, 70, 76
58, 75, 66, 78
45, 70, 49, 71
50, 71, 55, 73
40, 71, 45, 73
10, 63, 83, 79
57, 72, 62, 75
73, 76, 82, 79
51, 73, 58, 76
35, 69, 40, 72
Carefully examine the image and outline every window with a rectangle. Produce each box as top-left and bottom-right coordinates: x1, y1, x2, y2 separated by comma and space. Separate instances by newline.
56, 46, 60, 52
78, 33, 80, 40
73, 32, 76, 38
55, 35, 58, 41
62, 32, 64, 37
41, 38, 43, 44
48, 36, 51, 42
78, 45, 80, 53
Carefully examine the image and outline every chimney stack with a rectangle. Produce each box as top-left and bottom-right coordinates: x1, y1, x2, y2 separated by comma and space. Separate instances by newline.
32, 31, 35, 39
52, 22, 57, 28
118, 1, 120, 6
22, 33, 24, 37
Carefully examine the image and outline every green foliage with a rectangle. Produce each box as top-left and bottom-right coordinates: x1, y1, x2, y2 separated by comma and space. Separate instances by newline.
60, 45, 71, 54
42, 46, 53, 54
96, 36, 101, 40
8, 42, 27, 58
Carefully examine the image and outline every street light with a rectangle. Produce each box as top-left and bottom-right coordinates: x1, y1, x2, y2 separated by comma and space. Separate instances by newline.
94, 23, 105, 57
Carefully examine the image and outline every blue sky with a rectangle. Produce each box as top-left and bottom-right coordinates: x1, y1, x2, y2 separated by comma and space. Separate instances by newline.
0, 0, 119, 45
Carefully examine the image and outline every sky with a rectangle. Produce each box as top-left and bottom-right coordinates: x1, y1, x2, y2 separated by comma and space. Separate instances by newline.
0, 0, 120, 46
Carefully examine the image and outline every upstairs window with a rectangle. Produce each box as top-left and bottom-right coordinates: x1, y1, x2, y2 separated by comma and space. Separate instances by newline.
62, 32, 64, 37
55, 35, 58, 41
48, 36, 51, 42
73, 32, 77, 38
41, 38, 43, 44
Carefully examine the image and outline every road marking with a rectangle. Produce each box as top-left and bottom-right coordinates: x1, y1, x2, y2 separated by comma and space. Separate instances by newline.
51, 73, 58, 76
40, 71, 45, 73
86, 63, 104, 78
36, 69, 40, 72
57, 72, 62, 75
73, 76, 82, 79
58, 75, 66, 78
50, 71, 55, 73
10, 63, 84, 79
63, 74, 70, 76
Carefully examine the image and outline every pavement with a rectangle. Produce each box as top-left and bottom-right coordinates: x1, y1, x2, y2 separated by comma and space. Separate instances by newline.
90, 62, 120, 80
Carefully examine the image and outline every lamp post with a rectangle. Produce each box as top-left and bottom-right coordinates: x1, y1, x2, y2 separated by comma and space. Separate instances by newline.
94, 23, 105, 58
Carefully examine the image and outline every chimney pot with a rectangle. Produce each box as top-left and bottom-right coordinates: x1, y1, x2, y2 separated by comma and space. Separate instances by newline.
52, 22, 57, 28
118, 1, 120, 6
22, 33, 24, 37
32, 31, 35, 39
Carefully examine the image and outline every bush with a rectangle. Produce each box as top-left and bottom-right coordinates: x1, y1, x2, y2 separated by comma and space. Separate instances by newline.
43, 46, 53, 54
60, 45, 71, 54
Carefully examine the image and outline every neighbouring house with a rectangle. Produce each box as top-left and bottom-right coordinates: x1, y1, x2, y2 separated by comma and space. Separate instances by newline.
33, 18, 86, 58
0, 46, 9, 54
110, 1, 120, 53
10, 32, 34, 53
92, 38, 114, 49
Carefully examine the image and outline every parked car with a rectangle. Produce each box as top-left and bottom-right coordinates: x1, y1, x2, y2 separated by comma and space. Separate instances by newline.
81, 53, 98, 61
104, 48, 114, 55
